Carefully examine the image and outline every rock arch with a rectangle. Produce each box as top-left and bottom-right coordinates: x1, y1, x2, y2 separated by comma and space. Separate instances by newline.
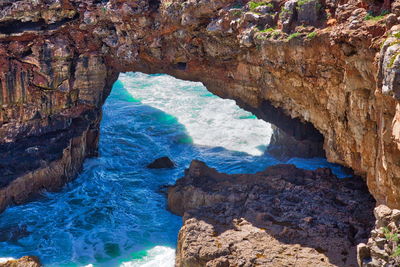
0, 0, 399, 212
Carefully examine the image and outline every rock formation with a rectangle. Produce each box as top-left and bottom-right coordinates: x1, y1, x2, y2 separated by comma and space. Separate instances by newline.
147, 156, 176, 169
0, 256, 41, 267
0, 0, 399, 212
168, 160, 376, 266
357, 205, 400, 266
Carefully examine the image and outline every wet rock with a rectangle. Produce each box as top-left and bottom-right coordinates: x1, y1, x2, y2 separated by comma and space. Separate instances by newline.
147, 157, 175, 169
169, 160, 376, 266
0, 256, 41, 267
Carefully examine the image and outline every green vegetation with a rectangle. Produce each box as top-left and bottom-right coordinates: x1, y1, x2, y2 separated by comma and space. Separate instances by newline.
279, 7, 292, 18
364, 10, 389, 21
383, 227, 399, 242
249, 1, 273, 10
232, 10, 242, 17
297, 0, 312, 9
260, 27, 275, 33
287, 32, 301, 40
255, 27, 281, 40
394, 32, 400, 39
388, 52, 400, 68
272, 30, 280, 38
393, 246, 400, 257
307, 31, 317, 39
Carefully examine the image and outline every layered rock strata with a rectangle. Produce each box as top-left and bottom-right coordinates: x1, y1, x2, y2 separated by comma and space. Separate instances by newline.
168, 160, 376, 266
0, 0, 399, 209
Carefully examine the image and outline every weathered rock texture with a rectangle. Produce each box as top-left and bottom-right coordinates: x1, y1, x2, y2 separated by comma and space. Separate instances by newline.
0, 256, 41, 267
168, 160, 376, 266
0, 0, 399, 209
357, 205, 400, 266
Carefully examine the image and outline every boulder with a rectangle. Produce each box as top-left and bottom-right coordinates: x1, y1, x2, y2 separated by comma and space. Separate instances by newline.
147, 156, 175, 169
169, 160, 376, 266
0, 256, 41, 267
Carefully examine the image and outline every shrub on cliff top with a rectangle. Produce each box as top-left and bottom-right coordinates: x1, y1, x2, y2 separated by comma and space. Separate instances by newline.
260, 27, 275, 33
287, 32, 301, 40
248, 1, 273, 10
306, 31, 317, 39
364, 10, 389, 21
393, 246, 400, 257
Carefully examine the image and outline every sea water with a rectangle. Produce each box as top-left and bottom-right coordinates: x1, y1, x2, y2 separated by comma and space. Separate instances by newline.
0, 73, 348, 266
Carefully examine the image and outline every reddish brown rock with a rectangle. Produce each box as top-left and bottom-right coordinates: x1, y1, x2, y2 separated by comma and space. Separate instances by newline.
0, 0, 399, 211
0, 256, 41, 267
168, 160, 376, 267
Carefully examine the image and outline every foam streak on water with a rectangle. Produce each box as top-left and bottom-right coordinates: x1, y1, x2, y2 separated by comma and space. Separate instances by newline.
0, 73, 348, 267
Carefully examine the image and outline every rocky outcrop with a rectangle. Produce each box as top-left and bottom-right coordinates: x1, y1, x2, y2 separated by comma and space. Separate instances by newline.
147, 156, 176, 169
0, 0, 399, 210
168, 160, 376, 266
0, 256, 41, 267
357, 205, 400, 266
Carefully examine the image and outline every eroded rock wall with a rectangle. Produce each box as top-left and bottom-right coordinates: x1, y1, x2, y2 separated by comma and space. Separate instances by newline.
168, 160, 376, 266
0, 0, 399, 209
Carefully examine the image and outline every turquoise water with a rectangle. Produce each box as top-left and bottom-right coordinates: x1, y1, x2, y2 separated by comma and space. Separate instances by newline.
0, 73, 348, 266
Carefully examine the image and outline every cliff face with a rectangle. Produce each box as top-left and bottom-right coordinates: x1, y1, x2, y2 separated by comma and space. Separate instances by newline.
0, 0, 399, 210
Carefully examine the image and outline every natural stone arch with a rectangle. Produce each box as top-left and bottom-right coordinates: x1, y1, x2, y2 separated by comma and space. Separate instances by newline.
0, 0, 399, 213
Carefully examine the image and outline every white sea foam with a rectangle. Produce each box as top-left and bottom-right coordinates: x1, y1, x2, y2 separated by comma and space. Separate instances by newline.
119, 73, 272, 156
0, 258, 14, 263
120, 246, 175, 267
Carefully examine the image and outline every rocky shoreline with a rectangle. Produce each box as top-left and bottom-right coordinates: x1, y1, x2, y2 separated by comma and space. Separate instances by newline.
0, 107, 103, 213
0, 0, 399, 211
168, 160, 376, 266
0, 256, 41, 267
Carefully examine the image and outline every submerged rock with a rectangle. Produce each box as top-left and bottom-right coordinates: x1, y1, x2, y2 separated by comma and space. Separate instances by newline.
168, 160, 375, 266
0, 256, 41, 267
147, 157, 175, 169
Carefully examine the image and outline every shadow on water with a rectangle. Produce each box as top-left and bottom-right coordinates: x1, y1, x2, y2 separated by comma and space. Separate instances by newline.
0, 76, 352, 266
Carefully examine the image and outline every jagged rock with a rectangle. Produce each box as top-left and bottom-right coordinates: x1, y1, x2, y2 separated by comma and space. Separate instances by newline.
358, 205, 400, 267
281, 0, 298, 33
297, 0, 322, 26
147, 157, 175, 169
168, 160, 376, 266
0, 256, 41, 267
0, 0, 399, 215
